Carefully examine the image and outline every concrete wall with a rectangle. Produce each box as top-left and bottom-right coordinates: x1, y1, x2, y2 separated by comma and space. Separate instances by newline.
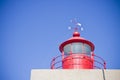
30, 69, 120, 80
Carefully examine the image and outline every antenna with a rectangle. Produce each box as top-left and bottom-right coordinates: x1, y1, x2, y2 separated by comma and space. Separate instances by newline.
68, 18, 84, 32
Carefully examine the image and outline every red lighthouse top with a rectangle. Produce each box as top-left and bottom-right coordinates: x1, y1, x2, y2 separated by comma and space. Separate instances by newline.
51, 21, 106, 69
59, 31, 95, 53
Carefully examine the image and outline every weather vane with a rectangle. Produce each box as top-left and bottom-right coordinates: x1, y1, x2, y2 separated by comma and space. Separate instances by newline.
68, 18, 84, 31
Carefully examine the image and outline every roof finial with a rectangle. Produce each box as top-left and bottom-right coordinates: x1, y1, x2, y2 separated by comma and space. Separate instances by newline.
68, 18, 83, 37
68, 18, 83, 32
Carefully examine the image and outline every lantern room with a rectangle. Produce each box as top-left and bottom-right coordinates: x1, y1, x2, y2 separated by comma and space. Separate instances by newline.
59, 31, 94, 55
59, 31, 94, 69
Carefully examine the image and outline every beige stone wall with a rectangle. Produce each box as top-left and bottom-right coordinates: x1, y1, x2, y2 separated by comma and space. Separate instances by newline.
30, 69, 120, 80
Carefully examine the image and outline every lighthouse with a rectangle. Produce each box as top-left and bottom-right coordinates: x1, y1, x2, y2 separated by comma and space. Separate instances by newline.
31, 22, 120, 80
51, 27, 106, 69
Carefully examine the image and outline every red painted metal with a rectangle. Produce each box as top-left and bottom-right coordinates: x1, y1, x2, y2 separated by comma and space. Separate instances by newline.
51, 31, 106, 69
59, 32, 95, 52
62, 54, 93, 69
50, 53, 106, 69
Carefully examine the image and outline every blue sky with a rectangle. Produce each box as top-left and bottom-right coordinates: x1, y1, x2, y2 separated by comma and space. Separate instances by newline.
0, 0, 120, 80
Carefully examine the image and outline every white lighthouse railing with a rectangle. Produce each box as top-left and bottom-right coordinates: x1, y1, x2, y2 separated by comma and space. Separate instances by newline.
50, 54, 106, 69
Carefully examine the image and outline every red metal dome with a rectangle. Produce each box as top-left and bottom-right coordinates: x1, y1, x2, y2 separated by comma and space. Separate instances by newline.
59, 31, 95, 52
73, 31, 80, 37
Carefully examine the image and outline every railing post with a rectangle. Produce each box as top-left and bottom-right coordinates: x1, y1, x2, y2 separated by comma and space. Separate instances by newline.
91, 52, 94, 69
51, 57, 55, 69
104, 62, 106, 69
62, 51, 64, 60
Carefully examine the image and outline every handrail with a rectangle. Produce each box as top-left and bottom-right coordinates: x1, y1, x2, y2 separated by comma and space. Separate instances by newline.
94, 54, 106, 69
50, 54, 106, 69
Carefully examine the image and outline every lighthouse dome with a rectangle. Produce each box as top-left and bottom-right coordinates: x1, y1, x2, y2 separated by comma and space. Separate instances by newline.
59, 31, 95, 55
